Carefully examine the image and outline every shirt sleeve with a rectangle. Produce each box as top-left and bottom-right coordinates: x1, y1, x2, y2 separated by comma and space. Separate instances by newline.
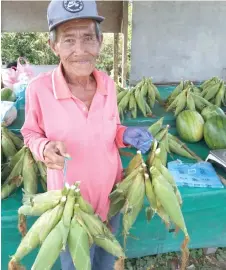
20, 83, 49, 162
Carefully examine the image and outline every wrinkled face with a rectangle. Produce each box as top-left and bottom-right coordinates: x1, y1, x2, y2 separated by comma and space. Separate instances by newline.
50, 19, 102, 77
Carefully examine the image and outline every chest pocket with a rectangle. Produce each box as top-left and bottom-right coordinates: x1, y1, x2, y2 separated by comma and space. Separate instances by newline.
103, 115, 117, 146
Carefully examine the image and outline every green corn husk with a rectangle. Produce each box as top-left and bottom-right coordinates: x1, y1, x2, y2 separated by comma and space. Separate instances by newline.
203, 82, 221, 101
18, 198, 60, 216
215, 81, 225, 107
40, 178, 47, 192
166, 81, 184, 104
158, 138, 168, 167
159, 164, 183, 206
147, 83, 156, 108
155, 125, 169, 142
22, 149, 38, 194
1, 153, 25, 199
9, 198, 66, 269
186, 91, 196, 111
146, 140, 158, 167
31, 220, 65, 270
23, 190, 62, 206
117, 91, 127, 103
174, 91, 187, 116
36, 161, 47, 183
79, 210, 112, 240
125, 150, 143, 176
148, 117, 164, 137
109, 166, 143, 202
150, 166, 189, 270
1, 163, 12, 183
68, 214, 91, 270
123, 172, 145, 246
144, 173, 157, 211
1, 129, 17, 159
108, 198, 126, 221
77, 195, 94, 215
168, 136, 195, 160
93, 236, 125, 259
3, 127, 24, 150
62, 186, 76, 249
77, 207, 125, 259
135, 90, 147, 117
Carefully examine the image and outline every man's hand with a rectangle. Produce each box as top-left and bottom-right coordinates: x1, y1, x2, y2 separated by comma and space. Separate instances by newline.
43, 141, 70, 170
123, 127, 153, 154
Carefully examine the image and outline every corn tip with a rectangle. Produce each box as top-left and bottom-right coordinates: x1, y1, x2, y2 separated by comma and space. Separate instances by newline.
70, 185, 76, 190
144, 173, 149, 178
61, 196, 67, 202
142, 163, 147, 168
155, 148, 161, 154
137, 150, 142, 155
65, 183, 70, 189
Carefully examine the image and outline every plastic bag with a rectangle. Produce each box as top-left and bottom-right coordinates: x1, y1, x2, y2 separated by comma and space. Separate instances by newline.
2, 57, 34, 89
1, 101, 18, 127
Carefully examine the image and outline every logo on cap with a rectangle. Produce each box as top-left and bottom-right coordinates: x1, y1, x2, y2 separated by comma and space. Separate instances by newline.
63, 0, 84, 13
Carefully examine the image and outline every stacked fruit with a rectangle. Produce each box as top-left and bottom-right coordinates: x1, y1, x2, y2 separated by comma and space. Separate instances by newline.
117, 78, 163, 119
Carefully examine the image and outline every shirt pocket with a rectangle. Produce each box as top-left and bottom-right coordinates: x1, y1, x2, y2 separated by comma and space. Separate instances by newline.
103, 115, 117, 147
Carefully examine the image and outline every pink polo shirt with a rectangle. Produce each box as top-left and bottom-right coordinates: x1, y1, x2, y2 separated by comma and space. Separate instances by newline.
21, 64, 127, 221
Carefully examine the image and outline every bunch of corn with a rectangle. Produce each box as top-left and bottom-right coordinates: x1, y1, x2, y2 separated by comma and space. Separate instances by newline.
165, 80, 214, 116
200, 77, 226, 107
109, 146, 190, 270
148, 118, 201, 161
117, 78, 163, 119
1, 146, 47, 199
9, 182, 125, 270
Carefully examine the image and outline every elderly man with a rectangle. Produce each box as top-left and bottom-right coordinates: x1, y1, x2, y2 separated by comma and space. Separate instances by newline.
21, 0, 153, 269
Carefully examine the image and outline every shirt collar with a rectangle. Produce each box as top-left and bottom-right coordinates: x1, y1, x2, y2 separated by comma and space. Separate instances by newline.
52, 63, 108, 100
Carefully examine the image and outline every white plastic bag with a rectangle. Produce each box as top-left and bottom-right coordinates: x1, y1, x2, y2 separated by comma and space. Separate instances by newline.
1, 101, 18, 127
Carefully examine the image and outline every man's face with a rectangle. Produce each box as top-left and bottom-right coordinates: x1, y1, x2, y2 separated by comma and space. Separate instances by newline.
51, 19, 102, 77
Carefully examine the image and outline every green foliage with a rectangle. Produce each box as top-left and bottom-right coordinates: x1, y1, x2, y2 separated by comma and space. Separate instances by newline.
1, 32, 59, 65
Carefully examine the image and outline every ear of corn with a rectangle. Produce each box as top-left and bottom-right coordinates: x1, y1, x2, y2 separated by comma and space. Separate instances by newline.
22, 190, 62, 206
77, 195, 94, 215
215, 81, 225, 107
174, 91, 187, 116
203, 82, 221, 101
155, 125, 169, 142
31, 220, 65, 270
36, 161, 47, 183
3, 127, 24, 150
117, 91, 127, 103
144, 173, 157, 211
147, 140, 158, 167
168, 136, 195, 160
93, 236, 125, 259
186, 91, 196, 111
125, 151, 143, 176
108, 198, 126, 221
22, 149, 38, 194
1, 129, 17, 159
68, 216, 91, 270
123, 172, 145, 246
135, 91, 147, 117
159, 164, 183, 206
150, 167, 188, 235
18, 198, 60, 216
1, 153, 24, 199
166, 81, 183, 104
147, 84, 156, 108
62, 186, 76, 249
148, 118, 164, 137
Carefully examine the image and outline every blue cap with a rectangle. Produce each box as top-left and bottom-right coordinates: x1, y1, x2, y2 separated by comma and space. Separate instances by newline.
47, 0, 105, 31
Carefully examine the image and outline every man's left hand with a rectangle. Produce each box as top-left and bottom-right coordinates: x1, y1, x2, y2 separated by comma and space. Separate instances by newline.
123, 127, 153, 154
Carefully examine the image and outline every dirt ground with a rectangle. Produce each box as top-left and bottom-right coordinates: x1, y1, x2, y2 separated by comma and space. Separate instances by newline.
125, 248, 226, 270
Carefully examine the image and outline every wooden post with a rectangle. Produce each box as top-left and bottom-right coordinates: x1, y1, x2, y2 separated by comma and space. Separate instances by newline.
113, 33, 119, 84
121, 1, 128, 88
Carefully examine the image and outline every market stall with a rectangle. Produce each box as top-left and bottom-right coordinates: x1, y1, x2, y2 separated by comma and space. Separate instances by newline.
2, 84, 226, 269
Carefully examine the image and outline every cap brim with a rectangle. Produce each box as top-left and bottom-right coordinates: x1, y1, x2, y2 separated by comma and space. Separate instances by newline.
49, 16, 105, 31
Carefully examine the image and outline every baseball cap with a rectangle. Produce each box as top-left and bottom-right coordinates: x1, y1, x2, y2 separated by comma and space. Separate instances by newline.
47, 0, 105, 31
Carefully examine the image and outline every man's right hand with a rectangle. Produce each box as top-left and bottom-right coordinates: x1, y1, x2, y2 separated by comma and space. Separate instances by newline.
43, 141, 70, 170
